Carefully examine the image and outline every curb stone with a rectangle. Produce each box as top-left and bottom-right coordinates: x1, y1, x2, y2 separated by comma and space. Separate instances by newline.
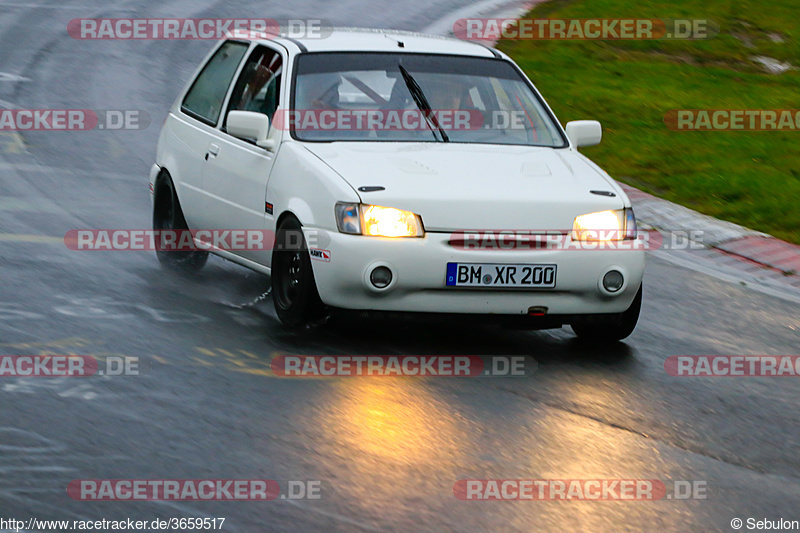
620, 184, 800, 278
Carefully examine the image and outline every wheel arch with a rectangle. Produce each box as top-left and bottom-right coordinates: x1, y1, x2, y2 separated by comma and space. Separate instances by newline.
152, 168, 175, 220
278, 196, 316, 228
276, 210, 300, 230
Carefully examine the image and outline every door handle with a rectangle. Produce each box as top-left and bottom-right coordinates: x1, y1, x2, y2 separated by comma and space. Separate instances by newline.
205, 144, 220, 160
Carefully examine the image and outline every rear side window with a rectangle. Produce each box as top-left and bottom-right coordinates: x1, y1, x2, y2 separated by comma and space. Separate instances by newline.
182, 41, 248, 126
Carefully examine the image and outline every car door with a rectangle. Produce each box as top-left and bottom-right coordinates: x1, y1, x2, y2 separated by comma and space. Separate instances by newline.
172, 40, 249, 228
200, 44, 285, 265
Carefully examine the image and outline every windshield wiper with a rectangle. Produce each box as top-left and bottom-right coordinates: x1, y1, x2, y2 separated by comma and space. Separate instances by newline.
398, 64, 449, 143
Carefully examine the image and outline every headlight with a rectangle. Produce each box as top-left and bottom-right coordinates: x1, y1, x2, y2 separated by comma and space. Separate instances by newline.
573, 208, 636, 241
335, 203, 424, 238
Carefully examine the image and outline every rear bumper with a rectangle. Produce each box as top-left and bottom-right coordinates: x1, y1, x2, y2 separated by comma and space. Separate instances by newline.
306, 229, 645, 316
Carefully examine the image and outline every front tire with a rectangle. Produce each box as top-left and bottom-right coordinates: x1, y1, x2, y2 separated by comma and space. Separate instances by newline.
271, 216, 325, 327
153, 173, 208, 272
571, 285, 643, 342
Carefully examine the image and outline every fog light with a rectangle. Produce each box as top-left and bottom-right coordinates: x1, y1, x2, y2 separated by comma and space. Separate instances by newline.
370, 266, 393, 289
603, 270, 624, 293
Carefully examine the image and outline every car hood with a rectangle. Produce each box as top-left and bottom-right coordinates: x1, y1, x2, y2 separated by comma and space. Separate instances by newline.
302, 142, 627, 231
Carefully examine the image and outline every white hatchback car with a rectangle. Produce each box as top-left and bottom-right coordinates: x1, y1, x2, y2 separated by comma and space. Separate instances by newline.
151, 29, 645, 341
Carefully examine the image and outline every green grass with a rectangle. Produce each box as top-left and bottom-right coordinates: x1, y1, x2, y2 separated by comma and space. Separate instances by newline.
497, 0, 800, 243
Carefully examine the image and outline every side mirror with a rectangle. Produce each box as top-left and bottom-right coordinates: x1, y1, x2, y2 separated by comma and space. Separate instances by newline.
227, 111, 276, 151
565, 120, 602, 147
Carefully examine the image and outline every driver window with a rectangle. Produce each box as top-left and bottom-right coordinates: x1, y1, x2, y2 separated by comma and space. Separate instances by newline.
225, 46, 283, 128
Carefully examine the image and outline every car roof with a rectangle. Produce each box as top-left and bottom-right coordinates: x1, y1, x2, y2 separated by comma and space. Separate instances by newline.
263, 27, 499, 58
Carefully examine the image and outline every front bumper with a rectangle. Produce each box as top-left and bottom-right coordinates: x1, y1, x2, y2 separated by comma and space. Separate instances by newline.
305, 229, 645, 315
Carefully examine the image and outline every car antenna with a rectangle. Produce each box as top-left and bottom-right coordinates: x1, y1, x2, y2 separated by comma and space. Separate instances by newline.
384, 34, 405, 48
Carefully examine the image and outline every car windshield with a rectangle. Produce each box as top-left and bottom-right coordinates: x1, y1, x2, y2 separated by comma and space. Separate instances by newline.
290, 52, 567, 147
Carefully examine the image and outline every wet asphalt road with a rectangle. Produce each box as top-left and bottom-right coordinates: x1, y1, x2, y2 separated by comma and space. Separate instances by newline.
1, 1, 799, 531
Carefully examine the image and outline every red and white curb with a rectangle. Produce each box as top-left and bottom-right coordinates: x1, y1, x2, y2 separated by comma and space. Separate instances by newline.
621, 184, 800, 287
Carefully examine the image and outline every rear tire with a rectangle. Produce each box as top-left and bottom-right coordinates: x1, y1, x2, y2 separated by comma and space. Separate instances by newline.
571, 285, 642, 342
271, 216, 325, 327
152, 173, 208, 272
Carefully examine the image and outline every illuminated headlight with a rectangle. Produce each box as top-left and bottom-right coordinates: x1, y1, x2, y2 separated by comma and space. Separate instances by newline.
335, 203, 424, 238
573, 208, 636, 241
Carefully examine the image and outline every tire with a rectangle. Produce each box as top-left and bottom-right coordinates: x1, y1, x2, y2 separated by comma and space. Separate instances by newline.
571, 284, 643, 342
271, 216, 325, 327
152, 173, 208, 272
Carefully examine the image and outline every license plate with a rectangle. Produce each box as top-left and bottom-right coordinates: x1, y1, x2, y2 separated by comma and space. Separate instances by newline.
446, 263, 557, 288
